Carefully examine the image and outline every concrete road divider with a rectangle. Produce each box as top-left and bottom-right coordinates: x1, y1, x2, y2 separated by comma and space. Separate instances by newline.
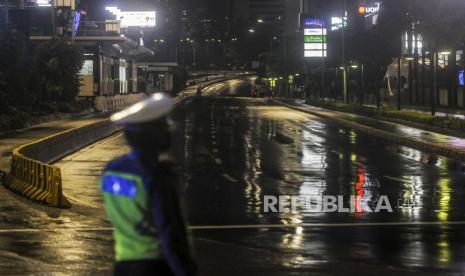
5, 119, 120, 208
8, 155, 68, 208
4, 76, 250, 208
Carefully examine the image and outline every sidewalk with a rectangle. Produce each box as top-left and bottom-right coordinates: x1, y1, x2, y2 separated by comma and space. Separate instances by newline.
0, 116, 109, 173
363, 103, 465, 120
277, 98, 465, 162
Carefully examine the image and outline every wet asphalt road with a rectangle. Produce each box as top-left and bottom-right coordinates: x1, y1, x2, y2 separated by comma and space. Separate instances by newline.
2, 78, 465, 275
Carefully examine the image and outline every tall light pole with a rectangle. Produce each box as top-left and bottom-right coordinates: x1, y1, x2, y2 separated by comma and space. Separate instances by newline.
341, 0, 348, 103
321, 31, 325, 100
281, 33, 288, 96
51, 0, 56, 39
397, 56, 402, 110
4, 0, 8, 25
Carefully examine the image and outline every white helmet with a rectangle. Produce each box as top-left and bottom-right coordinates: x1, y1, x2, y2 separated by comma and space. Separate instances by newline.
111, 93, 173, 125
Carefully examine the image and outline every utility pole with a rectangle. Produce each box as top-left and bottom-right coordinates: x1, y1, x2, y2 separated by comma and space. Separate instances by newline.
413, 24, 420, 104
321, 24, 325, 100
421, 41, 426, 105
4, 0, 8, 25
192, 42, 196, 70
51, 0, 56, 39
432, 49, 437, 115
397, 56, 402, 110
359, 63, 364, 106
341, 0, 348, 103
282, 32, 288, 97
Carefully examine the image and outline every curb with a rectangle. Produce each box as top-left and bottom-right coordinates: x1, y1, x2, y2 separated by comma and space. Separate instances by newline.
276, 100, 465, 163
307, 102, 465, 139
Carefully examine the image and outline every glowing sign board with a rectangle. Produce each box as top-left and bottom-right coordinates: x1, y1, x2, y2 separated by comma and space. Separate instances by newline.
119, 12, 156, 28
305, 50, 327, 57
331, 17, 347, 31
304, 18, 325, 28
303, 18, 327, 58
358, 2, 381, 15
37, 0, 51, 6
106, 7, 156, 28
304, 29, 327, 35
305, 43, 327, 50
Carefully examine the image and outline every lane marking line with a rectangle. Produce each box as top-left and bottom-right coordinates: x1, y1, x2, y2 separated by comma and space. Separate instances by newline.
383, 175, 413, 183
212, 149, 219, 153
2, 221, 465, 233
189, 221, 465, 230
214, 158, 222, 165
222, 173, 239, 183
212, 141, 217, 145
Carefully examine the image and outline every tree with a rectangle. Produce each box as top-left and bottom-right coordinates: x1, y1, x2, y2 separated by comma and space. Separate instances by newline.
0, 28, 30, 110
32, 40, 84, 103
413, 0, 465, 109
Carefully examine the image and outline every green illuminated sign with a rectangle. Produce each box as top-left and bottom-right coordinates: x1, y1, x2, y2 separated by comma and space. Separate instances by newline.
304, 35, 326, 43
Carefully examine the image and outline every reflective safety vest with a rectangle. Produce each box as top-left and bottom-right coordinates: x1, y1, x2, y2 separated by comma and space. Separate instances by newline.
100, 156, 163, 262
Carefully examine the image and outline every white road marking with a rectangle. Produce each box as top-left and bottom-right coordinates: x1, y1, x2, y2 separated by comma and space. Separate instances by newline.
214, 158, 222, 165
222, 173, 238, 183
2, 221, 465, 233
212, 148, 219, 153
189, 221, 465, 230
212, 141, 217, 145
383, 175, 412, 183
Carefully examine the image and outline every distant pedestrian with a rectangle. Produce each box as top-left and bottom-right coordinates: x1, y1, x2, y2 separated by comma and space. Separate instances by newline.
101, 93, 196, 276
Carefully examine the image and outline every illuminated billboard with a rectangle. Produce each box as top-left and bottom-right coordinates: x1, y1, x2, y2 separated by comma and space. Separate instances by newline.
305, 51, 327, 58
331, 17, 347, 31
305, 43, 326, 50
304, 29, 327, 36
36, 0, 51, 6
36, 0, 74, 8
358, 2, 381, 15
119, 12, 156, 28
106, 7, 156, 28
303, 18, 326, 58
303, 18, 324, 28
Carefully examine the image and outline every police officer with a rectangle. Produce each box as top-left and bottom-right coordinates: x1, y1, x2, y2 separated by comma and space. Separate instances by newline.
101, 93, 196, 276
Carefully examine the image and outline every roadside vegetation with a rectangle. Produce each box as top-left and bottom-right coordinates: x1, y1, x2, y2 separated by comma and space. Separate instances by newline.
0, 29, 88, 131
306, 98, 465, 134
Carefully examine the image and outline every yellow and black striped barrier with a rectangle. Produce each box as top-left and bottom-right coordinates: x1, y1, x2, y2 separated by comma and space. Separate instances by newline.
4, 119, 120, 208
7, 145, 71, 208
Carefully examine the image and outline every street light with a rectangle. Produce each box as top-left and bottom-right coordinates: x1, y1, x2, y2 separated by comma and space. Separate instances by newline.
248, 28, 255, 33
257, 19, 264, 23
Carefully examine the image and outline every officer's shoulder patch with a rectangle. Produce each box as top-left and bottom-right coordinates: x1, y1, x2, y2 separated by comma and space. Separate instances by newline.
101, 172, 140, 198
